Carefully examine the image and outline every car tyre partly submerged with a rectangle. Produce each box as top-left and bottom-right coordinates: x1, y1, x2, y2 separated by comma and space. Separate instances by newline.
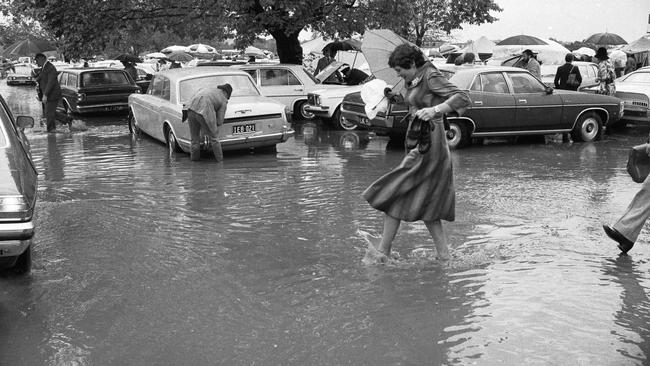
295, 100, 315, 120
334, 108, 358, 131
571, 112, 602, 142
128, 111, 140, 136
166, 126, 182, 153
446, 120, 470, 149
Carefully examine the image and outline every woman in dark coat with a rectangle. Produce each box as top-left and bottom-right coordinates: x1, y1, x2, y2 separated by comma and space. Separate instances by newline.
363, 44, 471, 261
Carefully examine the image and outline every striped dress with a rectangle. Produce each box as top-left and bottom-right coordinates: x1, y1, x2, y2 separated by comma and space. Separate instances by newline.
363, 63, 470, 222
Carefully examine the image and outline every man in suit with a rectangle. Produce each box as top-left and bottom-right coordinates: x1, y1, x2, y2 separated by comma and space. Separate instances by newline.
554, 53, 582, 90
185, 83, 232, 162
34, 53, 62, 132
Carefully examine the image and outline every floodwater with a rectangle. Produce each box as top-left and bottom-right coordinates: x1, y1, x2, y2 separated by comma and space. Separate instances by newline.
1, 82, 650, 365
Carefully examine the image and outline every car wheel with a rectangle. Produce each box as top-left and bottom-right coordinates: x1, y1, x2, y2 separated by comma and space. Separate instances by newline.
333, 108, 357, 131
294, 100, 315, 120
446, 121, 470, 149
12, 245, 31, 274
128, 110, 140, 136
571, 112, 602, 142
166, 126, 181, 153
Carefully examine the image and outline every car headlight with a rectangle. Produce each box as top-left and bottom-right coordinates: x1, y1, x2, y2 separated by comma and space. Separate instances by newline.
0, 195, 31, 220
315, 95, 321, 106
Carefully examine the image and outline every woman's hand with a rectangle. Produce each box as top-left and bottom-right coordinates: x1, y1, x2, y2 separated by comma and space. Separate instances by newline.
415, 106, 440, 121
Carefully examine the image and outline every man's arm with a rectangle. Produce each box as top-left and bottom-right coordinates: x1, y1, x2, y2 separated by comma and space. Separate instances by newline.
554, 67, 561, 87
216, 101, 227, 126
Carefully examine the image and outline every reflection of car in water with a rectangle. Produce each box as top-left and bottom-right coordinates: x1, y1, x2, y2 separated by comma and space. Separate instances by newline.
341, 66, 624, 149
128, 67, 294, 155
0, 95, 37, 274
300, 122, 371, 150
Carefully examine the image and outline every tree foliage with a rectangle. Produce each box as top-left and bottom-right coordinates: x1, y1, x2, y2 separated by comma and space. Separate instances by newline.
1, 0, 501, 62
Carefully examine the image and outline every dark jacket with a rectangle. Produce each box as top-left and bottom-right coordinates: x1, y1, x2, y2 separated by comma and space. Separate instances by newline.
36, 61, 62, 100
554, 63, 582, 90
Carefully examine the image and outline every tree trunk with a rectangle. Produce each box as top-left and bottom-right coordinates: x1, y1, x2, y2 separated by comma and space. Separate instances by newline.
270, 30, 302, 64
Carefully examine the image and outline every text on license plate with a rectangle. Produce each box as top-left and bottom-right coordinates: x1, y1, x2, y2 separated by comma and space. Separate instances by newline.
232, 124, 256, 134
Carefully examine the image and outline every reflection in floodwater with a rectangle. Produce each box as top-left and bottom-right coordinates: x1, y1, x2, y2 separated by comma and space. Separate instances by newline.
3, 84, 650, 364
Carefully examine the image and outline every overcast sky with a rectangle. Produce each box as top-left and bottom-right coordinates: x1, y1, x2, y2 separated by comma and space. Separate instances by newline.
450, 0, 650, 43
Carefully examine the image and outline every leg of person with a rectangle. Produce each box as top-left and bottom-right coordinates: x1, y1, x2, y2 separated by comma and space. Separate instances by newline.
424, 219, 450, 260
187, 110, 202, 161
45, 100, 58, 132
377, 214, 401, 256
203, 118, 223, 162
609, 176, 650, 252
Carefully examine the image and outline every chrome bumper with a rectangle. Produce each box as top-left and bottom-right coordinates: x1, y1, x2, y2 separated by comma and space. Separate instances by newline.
0, 221, 34, 257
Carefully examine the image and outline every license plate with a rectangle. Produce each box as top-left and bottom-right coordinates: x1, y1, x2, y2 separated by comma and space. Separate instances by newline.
233, 124, 256, 134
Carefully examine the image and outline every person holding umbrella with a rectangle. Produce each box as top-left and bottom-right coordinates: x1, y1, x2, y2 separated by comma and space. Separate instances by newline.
363, 44, 471, 262
594, 47, 617, 96
34, 53, 62, 132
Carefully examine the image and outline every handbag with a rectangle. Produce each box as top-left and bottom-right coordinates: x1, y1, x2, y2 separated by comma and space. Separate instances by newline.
626, 143, 650, 183
566, 65, 580, 87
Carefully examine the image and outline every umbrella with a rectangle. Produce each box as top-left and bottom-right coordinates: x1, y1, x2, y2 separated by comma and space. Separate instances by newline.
622, 34, 650, 53
116, 54, 143, 64
427, 49, 443, 58
161, 45, 187, 54
324, 39, 362, 53
438, 44, 460, 55
573, 47, 595, 57
585, 32, 627, 46
165, 51, 194, 62
186, 43, 217, 54
497, 35, 548, 46
145, 52, 166, 59
361, 29, 418, 93
244, 46, 265, 57
3, 38, 56, 57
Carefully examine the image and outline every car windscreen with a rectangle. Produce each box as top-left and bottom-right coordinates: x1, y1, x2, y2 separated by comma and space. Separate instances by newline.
179, 74, 259, 103
12, 65, 33, 75
81, 71, 130, 87
622, 72, 650, 83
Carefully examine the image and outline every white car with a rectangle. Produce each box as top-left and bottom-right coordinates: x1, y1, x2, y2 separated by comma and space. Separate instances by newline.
305, 61, 371, 129
235, 63, 357, 121
613, 67, 650, 124
540, 61, 599, 91
128, 67, 294, 155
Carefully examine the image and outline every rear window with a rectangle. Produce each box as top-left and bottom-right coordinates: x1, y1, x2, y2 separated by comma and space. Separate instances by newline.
179, 74, 259, 103
81, 71, 130, 87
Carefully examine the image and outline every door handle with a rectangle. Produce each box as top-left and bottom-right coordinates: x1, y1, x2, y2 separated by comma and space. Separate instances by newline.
474, 101, 483, 105
294, 88, 304, 91
518, 99, 527, 103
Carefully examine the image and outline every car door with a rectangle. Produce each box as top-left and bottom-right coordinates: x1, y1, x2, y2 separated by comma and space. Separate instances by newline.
468, 72, 517, 133
132, 75, 164, 138
507, 71, 563, 131
259, 67, 305, 107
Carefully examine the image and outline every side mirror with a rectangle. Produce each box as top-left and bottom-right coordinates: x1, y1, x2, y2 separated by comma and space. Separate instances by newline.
545, 86, 554, 95
16, 116, 34, 129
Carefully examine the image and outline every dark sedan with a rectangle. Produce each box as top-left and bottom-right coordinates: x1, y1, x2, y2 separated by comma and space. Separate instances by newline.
341, 66, 625, 148
0, 94, 37, 274
56, 68, 141, 117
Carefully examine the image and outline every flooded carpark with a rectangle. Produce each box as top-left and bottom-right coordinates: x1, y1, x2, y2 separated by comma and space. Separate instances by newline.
1, 82, 650, 365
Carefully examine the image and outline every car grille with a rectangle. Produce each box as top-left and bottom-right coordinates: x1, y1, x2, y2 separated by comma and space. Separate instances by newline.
617, 92, 649, 108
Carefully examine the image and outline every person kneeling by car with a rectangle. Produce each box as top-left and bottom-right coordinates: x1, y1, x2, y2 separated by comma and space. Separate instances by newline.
184, 83, 232, 162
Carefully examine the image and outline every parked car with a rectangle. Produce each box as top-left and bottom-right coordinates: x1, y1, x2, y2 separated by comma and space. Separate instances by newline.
56, 68, 141, 116
234, 63, 360, 121
6, 63, 37, 86
609, 66, 650, 124
0, 94, 37, 274
341, 66, 624, 148
305, 61, 373, 129
540, 61, 599, 91
128, 67, 294, 155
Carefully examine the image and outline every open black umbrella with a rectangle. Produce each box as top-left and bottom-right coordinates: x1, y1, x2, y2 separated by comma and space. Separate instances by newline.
324, 39, 362, 54
497, 35, 548, 46
585, 32, 627, 46
3, 38, 56, 57
116, 54, 143, 64
165, 51, 194, 62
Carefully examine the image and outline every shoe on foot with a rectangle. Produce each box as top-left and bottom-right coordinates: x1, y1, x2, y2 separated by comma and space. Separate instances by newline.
603, 224, 634, 253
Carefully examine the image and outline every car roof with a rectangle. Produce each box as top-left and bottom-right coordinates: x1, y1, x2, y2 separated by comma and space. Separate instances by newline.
155, 66, 252, 82
60, 67, 127, 74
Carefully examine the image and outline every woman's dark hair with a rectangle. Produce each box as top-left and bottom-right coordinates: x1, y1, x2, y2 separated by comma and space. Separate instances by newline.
595, 47, 609, 60
388, 44, 426, 69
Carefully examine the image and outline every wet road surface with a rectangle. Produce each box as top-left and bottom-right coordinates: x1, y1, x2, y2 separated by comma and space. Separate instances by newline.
1, 83, 650, 365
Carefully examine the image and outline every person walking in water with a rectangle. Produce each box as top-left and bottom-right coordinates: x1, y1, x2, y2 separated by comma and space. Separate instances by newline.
185, 84, 232, 162
34, 53, 62, 132
363, 44, 471, 262
603, 142, 650, 254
